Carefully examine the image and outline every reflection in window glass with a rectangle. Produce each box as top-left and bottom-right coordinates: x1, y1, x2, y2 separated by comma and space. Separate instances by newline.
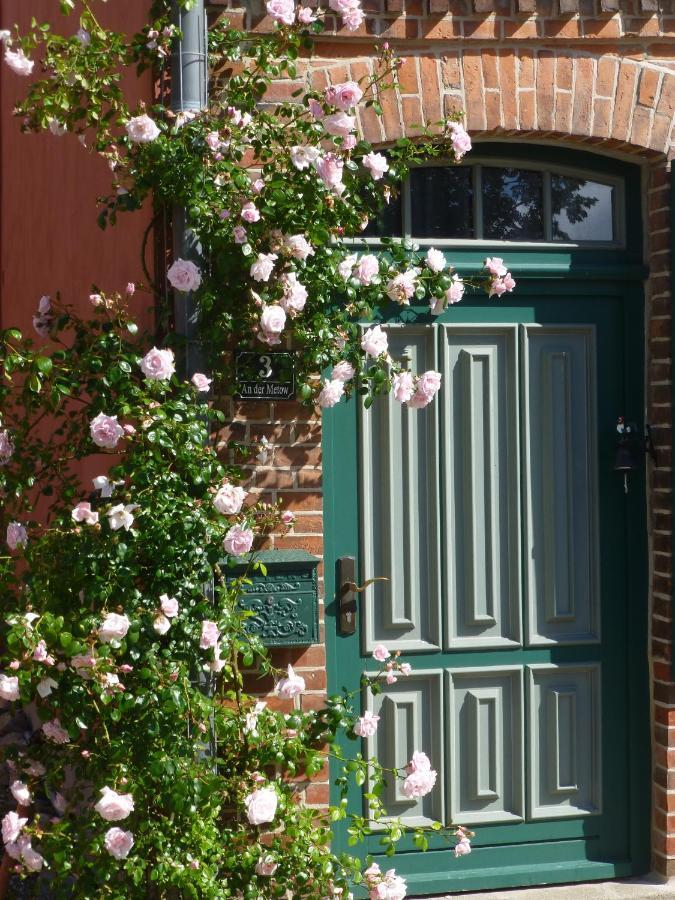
482, 167, 544, 241
552, 175, 614, 242
361, 191, 403, 238
410, 167, 473, 238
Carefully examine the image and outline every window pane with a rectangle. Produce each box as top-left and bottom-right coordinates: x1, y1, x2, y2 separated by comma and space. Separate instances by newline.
482, 166, 544, 241
410, 166, 473, 238
551, 175, 614, 243
361, 191, 403, 238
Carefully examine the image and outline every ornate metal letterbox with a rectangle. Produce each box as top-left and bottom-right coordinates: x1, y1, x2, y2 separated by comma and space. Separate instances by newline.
226, 550, 320, 646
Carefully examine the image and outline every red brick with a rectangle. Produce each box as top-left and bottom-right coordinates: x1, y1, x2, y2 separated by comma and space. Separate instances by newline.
537, 52, 555, 130
612, 63, 638, 142
596, 57, 617, 98
639, 68, 661, 107
518, 49, 536, 88
397, 56, 420, 94
441, 53, 461, 90
556, 54, 573, 92
499, 51, 518, 129
583, 17, 621, 39
278, 491, 323, 511
572, 57, 594, 135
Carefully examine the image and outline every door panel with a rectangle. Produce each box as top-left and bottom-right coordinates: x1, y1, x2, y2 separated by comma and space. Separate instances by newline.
360, 327, 441, 652
447, 666, 524, 825
528, 664, 602, 820
324, 283, 649, 894
441, 327, 521, 649
523, 326, 601, 645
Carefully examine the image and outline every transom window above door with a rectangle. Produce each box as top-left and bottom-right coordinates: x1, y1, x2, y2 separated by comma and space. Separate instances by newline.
364, 159, 622, 247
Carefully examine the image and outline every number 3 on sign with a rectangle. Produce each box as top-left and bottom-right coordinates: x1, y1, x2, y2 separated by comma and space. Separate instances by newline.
258, 355, 273, 379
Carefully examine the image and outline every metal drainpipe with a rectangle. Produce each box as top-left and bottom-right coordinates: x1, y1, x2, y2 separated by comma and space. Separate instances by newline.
170, 1, 216, 760
170, 0, 207, 379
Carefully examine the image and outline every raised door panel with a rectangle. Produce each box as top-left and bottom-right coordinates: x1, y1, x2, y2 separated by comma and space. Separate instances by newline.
522, 326, 600, 645
360, 326, 441, 653
363, 670, 444, 827
447, 667, 524, 825
528, 664, 602, 819
441, 326, 521, 649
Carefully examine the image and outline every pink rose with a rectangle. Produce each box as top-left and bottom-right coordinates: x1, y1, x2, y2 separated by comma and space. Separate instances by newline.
281, 510, 295, 526
415, 370, 442, 402
280, 272, 308, 316
354, 710, 380, 737
223, 525, 254, 556
259, 305, 286, 346
125, 114, 160, 143
386, 270, 417, 304
402, 751, 437, 798
361, 325, 388, 358
191, 372, 212, 392
332, 361, 354, 382
241, 201, 260, 224
308, 98, 324, 119
316, 153, 344, 189
266, 0, 295, 25
372, 644, 390, 662
2, 811, 28, 845
276, 664, 306, 699
6, 522, 27, 551
342, 7, 365, 29
205, 131, 221, 151
90, 413, 124, 449
72, 502, 99, 526
338, 254, 357, 280
318, 379, 345, 408
450, 122, 472, 160
140, 347, 175, 381
255, 853, 278, 876
0, 429, 14, 464
297, 7, 316, 23
362, 151, 389, 181
244, 786, 278, 825
407, 750, 431, 773
385, 670, 397, 684
251, 178, 265, 194
233, 225, 248, 244
325, 81, 363, 110
160, 594, 179, 618
446, 274, 465, 305
4, 48, 33, 76
490, 272, 516, 297
213, 483, 247, 515
290, 145, 319, 171
200, 620, 220, 650
250, 253, 277, 282
126, 282, 136, 296
484, 256, 507, 277
454, 837, 472, 857
343, 133, 357, 150
104, 827, 135, 860
167, 259, 202, 293
323, 111, 356, 137
399, 662, 412, 676
425, 248, 446, 273
32, 640, 50, 663
94, 787, 134, 821
10, 781, 31, 806
98, 613, 130, 643
153, 614, 171, 635
283, 234, 314, 261
42, 718, 70, 744
392, 371, 415, 404
354, 254, 379, 286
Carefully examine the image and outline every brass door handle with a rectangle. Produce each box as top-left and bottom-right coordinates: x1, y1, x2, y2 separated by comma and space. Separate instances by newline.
337, 556, 357, 636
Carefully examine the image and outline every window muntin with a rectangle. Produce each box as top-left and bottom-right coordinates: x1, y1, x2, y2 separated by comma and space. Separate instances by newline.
364, 161, 621, 247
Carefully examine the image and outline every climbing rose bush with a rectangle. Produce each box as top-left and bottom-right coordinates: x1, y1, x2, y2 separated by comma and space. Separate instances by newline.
0, 0, 505, 894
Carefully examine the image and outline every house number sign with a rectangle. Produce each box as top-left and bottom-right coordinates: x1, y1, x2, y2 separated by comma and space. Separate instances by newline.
235, 351, 295, 401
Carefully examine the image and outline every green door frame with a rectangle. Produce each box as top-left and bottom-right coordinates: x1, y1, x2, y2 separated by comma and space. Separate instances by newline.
323, 145, 651, 895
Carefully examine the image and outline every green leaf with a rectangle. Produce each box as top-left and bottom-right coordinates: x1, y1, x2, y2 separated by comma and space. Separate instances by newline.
35, 356, 53, 375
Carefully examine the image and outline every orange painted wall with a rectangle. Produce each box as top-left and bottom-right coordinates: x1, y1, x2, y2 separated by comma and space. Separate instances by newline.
0, 1, 156, 495
0, 0, 155, 334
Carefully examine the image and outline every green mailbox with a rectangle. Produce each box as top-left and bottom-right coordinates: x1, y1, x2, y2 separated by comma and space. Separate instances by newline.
226, 550, 320, 646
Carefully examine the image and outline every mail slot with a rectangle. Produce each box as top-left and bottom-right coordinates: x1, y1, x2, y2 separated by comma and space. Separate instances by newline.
225, 550, 320, 646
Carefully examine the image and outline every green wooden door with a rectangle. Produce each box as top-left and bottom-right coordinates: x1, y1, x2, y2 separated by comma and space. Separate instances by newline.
324, 275, 650, 895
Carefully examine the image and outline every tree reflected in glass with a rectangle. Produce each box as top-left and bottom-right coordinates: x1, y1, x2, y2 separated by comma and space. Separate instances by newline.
552, 175, 612, 242
482, 167, 544, 241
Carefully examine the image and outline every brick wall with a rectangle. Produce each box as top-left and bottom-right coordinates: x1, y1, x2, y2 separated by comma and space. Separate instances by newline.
209, 0, 675, 876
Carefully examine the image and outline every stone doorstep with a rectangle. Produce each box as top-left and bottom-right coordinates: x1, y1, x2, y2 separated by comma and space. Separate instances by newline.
413, 875, 675, 900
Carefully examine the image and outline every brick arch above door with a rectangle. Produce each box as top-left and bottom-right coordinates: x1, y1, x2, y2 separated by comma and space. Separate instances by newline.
308, 50, 674, 157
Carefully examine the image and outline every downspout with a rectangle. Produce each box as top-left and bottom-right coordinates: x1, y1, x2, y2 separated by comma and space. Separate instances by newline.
170, 0, 207, 378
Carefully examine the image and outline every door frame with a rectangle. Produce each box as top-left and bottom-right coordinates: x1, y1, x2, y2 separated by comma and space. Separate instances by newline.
323, 145, 650, 894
